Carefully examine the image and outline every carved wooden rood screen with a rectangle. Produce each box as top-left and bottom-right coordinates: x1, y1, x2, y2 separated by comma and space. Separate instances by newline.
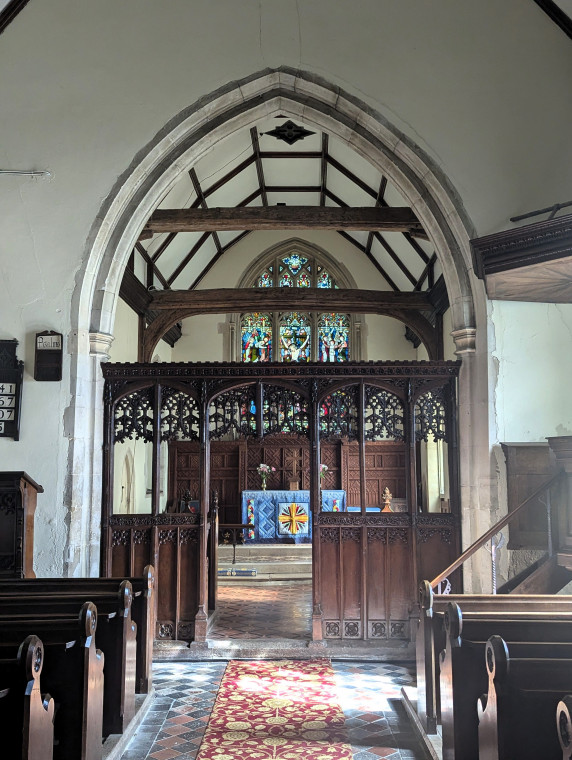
101, 361, 461, 643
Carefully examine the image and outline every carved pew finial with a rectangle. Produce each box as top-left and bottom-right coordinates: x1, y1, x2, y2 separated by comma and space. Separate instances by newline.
19, 635, 55, 759
557, 696, 572, 760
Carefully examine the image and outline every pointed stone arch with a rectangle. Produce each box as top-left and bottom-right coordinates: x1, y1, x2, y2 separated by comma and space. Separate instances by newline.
68, 67, 487, 582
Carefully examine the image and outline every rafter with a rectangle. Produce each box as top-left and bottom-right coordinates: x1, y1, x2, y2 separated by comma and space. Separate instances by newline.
189, 168, 223, 255
189, 231, 251, 290
320, 134, 329, 207
166, 232, 211, 287
250, 127, 268, 207
337, 231, 399, 292
135, 243, 169, 289
415, 253, 438, 291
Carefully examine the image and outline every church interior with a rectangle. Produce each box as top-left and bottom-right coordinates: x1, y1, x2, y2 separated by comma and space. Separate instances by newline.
2, 1, 572, 758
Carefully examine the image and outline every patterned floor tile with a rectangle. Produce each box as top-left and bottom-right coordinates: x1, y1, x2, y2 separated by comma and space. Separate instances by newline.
120, 660, 425, 760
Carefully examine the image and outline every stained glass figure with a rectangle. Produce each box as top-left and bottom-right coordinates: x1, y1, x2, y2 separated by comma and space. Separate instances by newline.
280, 312, 311, 363
318, 313, 350, 362
298, 272, 311, 287
280, 271, 293, 287
257, 271, 272, 288
317, 270, 332, 288
282, 253, 307, 275
241, 313, 272, 363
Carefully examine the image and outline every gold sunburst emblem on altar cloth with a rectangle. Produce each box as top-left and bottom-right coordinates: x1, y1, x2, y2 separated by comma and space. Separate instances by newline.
277, 502, 309, 535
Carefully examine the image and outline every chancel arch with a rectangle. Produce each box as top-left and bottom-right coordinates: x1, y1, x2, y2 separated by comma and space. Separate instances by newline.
70, 68, 488, 603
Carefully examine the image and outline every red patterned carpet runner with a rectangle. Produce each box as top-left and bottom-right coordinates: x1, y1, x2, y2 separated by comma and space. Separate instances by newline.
196, 659, 352, 760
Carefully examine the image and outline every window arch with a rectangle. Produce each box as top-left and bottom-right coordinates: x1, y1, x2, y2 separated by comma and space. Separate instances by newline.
234, 239, 361, 362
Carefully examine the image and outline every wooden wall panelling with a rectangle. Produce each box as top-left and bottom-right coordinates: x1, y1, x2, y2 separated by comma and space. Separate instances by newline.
178, 527, 199, 640
416, 515, 459, 591
501, 443, 556, 548
341, 526, 363, 638
110, 527, 131, 578
320, 526, 342, 638
366, 526, 388, 639
387, 526, 412, 640
157, 527, 178, 640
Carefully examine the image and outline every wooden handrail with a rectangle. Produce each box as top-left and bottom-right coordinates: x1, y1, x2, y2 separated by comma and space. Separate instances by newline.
430, 469, 565, 589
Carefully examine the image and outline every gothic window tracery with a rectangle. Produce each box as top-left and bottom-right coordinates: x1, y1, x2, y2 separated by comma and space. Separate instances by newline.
415, 388, 447, 442
209, 387, 257, 440
114, 388, 154, 442
364, 386, 405, 441
320, 387, 359, 440
239, 246, 355, 362
263, 385, 309, 436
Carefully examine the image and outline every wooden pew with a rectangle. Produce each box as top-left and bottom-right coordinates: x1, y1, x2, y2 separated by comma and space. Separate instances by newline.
416, 580, 572, 734
439, 602, 572, 760
478, 635, 572, 759
556, 695, 572, 760
0, 581, 136, 737
0, 602, 104, 760
0, 565, 154, 693
0, 635, 55, 760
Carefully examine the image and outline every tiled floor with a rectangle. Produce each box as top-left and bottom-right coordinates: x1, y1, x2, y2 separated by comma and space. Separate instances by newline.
209, 581, 313, 639
120, 661, 427, 760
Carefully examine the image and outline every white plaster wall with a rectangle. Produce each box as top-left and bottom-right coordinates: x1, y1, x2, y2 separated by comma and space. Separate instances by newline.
172, 315, 225, 363
491, 301, 572, 442
108, 298, 138, 363
364, 315, 416, 361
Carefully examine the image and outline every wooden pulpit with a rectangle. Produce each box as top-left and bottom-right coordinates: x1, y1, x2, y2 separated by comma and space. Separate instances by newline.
0, 471, 43, 577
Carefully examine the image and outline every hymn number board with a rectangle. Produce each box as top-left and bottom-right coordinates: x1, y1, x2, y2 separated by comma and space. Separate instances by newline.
0, 340, 23, 440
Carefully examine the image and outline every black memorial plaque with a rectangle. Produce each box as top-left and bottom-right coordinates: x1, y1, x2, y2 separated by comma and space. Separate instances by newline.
0, 340, 23, 440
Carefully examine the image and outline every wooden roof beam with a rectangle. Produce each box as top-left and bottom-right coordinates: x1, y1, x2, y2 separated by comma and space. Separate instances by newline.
143, 206, 425, 234
151, 287, 430, 312
337, 231, 399, 292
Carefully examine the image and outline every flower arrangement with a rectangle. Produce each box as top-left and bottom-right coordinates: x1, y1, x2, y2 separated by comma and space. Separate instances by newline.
257, 463, 276, 490
319, 463, 328, 480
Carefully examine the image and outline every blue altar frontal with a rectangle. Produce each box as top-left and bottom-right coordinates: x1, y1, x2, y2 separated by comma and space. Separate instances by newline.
241, 490, 346, 543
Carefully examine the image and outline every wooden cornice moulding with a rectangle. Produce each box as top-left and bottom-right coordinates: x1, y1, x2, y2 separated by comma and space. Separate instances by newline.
143, 206, 425, 235
470, 214, 572, 278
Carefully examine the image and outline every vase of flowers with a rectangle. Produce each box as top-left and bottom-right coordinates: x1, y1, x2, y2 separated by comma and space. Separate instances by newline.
257, 463, 276, 490
319, 463, 328, 484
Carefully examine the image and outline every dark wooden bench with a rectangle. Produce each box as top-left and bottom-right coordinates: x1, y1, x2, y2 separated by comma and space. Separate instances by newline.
0, 565, 154, 693
416, 580, 572, 733
478, 635, 572, 759
0, 635, 55, 760
0, 581, 136, 737
0, 602, 104, 760
556, 695, 572, 760
439, 602, 572, 760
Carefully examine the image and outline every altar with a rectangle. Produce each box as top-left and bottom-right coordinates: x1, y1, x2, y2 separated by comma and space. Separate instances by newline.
241, 490, 346, 543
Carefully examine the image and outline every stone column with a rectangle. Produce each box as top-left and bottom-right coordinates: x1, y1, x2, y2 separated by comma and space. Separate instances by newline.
64, 330, 113, 577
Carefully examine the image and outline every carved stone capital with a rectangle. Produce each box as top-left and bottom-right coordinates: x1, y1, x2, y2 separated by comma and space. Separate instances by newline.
89, 332, 114, 359
451, 327, 476, 355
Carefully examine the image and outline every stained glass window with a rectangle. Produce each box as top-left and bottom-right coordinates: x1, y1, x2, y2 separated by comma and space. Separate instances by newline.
318, 313, 350, 362
283, 253, 307, 274
258, 271, 272, 288
240, 247, 355, 362
241, 313, 272, 363
280, 312, 311, 363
